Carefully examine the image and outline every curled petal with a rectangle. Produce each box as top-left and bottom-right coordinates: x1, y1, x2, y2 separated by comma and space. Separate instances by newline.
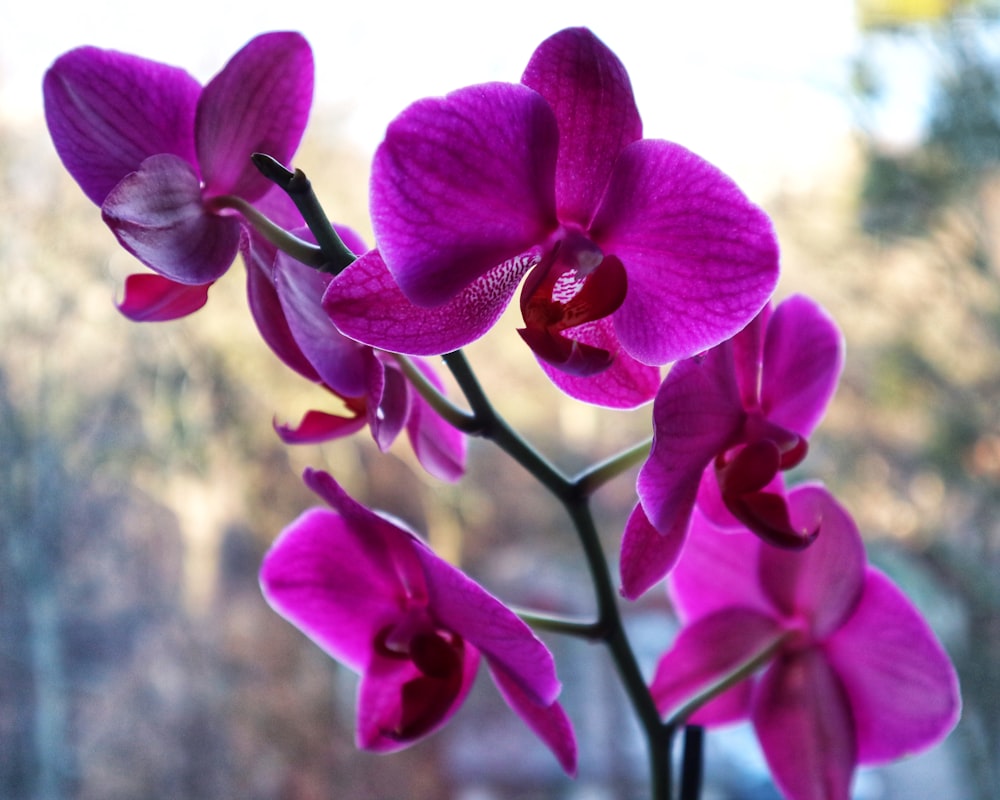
372, 82, 558, 305
367, 361, 408, 453
825, 569, 961, 764
274, 407, 366, 444
619, 503, 686, 601
489, 663, 578, 775
102, 153, 241, 284
591, 138, 779, 365
325, 249, 532, 355
116, 273, 211, 321
43, 46, 200, 205
752, 650, 857, 800
521, 27, 642, 226
197, 32, 314, 201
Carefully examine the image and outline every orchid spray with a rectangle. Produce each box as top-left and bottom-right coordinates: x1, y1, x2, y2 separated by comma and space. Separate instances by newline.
44, 26, 960, 799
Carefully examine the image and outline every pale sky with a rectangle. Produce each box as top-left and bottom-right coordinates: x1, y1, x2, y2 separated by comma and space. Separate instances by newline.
2, 0, 862, 196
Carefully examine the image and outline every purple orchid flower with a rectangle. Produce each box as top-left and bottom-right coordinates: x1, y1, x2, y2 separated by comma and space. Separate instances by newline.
243, 223, 466, 482
620, 294, 843, 599
43, 32, 313, 319
649, 484, 960, 800
261, 469, 577, 773
325, 27, 779, 408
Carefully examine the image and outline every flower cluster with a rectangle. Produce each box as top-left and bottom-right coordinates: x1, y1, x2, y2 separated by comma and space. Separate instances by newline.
44, 25, 961, 800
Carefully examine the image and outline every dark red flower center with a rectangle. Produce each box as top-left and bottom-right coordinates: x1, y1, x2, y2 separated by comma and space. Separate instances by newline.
517, 234, 627, 376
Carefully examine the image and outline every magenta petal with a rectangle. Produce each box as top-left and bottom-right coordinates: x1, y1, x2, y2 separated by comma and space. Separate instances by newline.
488, 663, 578, 775
825, 569, 961, 764
245, 246, 321, 381
592, 139, 779, 365
619, 503, 686, 600
367, 361, 408, 452
197, 32, 313, 201
260, 508, 402, 672
102, 154, 242, 283
116, 273, 211, 321
752, 650, 857, 800
758, 485, 865, 638
520, 27, 641, 226
668, 511, 770, 622
43, 46, 199, 205
274, 409, 366, 444
357, 641, 479, 752
536, 318, 661, 409
372, 82, 558, 306
403, 358, 467, 482
325, 249, 531, 355
274, 251, 373, 397
410, 545, 561, 708
761, 295, 844, 436
650, 608, 784, 724
638, 347, 745, 537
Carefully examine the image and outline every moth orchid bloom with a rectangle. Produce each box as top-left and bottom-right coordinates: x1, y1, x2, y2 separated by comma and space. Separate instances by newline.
326, 27, 779, 408
650, 485, 960, 800
43, 32, 313, 320
247, 227, 466, 482
261, 470, 577, 773
620, 294, 843, 599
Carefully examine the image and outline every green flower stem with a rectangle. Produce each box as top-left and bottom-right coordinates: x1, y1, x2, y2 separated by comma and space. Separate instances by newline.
251, 153, 357, 273
441, 348, 675, 800
665, 630, 792, 727
574, 436, 652, 496
390, 353, 478, 433
209, 194, 326, 267
512, 608, 604, 639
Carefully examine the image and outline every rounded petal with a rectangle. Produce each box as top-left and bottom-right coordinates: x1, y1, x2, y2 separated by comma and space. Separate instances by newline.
520, 27, 642, 226
650, 608, 784, 725
825, 569, 961, 764
44, 46, 199, 205
102, 153, 241, 284
758, 485, 865, 638
197, 32, 314, 201
535, 318, 661, 409
752, 650, 857, 800
372, 82, 558, 306
411, 544, 561, 708
325, 249, 531, 355
260, 507, 402, 672
489, 663, 578, 775
638, 346, 745, 538
762, 295, 844, 435
620, 503, 687, 601
116, 273, 211, 321
591, 139, 779, 365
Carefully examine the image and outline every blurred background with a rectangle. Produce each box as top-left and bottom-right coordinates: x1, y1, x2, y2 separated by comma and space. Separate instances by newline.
2, 0, 999, 797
